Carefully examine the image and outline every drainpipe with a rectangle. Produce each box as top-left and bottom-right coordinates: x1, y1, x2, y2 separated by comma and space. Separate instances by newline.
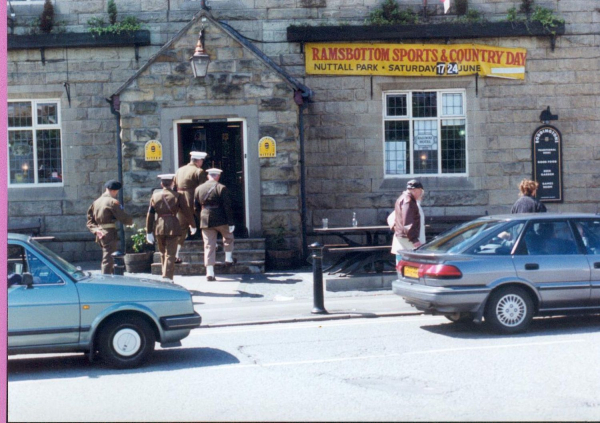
108, 95, 126, 253
295, 90, 309, 261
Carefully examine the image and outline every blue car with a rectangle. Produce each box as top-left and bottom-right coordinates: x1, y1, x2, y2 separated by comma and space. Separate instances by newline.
8, 233, 201, 368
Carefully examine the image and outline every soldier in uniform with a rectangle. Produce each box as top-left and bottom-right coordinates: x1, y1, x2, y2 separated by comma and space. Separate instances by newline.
194, 168, 235, 281
146, 174, 197, 281
174, 151, 207, 263
87, 180, 133, 274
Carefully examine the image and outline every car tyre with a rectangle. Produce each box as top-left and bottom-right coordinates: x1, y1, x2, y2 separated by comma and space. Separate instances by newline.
485, 286, 534, 334
445, 312, 474, 324
98, 315, 155, 369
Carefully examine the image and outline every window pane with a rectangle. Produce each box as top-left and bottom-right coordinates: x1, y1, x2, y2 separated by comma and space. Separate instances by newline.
574, 219, 600, 255
413, 120, 438, 174
36, 129, 63, 183
442, 93, 463, 115
385, 121, 409, 175
387, 95, 407, 116
9, 130, 34, 184
412, 92, 437, 118
441, 119, 466, 174
37, 103, 58, 125
8, 102, 32, 127
523, 221, 578, 255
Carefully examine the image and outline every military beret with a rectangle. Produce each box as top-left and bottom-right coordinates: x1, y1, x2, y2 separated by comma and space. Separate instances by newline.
104, 180, 122, 190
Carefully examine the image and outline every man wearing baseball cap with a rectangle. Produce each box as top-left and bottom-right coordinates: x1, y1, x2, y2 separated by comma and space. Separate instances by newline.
174, 151, 208, 262
86, 179, 133, 274
194, 168, 235, 281
392, 179, 426, 261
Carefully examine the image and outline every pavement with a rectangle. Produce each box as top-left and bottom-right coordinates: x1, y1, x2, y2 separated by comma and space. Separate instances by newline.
74, 261, 421, 328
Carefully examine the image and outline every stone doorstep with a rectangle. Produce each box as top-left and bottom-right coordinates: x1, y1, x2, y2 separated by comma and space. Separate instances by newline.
325, 272, 397, 292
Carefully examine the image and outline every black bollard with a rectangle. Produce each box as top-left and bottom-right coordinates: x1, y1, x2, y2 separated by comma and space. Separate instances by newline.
310, 242, 327, 314
112, 251, 126, 276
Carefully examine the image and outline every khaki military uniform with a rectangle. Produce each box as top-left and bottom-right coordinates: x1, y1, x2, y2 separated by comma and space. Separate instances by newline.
174, 163, 206, 246
87, 192, 133, 274
194, 180, 235, 267
146, 188, 195, 280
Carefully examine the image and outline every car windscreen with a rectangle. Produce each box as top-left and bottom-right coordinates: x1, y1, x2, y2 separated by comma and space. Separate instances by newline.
420, 219, 509, 254
28, 239, 88, 281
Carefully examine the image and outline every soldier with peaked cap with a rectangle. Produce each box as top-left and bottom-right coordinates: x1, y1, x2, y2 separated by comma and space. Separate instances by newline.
146, 174, 197, 281
87, 179, 133, 274
174, 151, 208, 262
194, 168, 235, 281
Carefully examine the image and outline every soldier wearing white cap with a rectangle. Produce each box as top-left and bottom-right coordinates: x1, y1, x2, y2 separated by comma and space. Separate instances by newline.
86, 180, 133, 274
146, 174, 197, 280
194, 168, 235, 281
173, 151, 208, 262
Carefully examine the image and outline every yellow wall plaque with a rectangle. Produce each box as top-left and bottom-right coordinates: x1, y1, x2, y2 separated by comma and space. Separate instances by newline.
258, 137, 276, 158
145, 140, 163, 161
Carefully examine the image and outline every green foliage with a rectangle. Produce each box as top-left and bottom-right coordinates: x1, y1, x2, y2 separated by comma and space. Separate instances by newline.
455, 0, 468, 16
87, 15, 141, 36
129, 226, 147, 253
108, 0, 118, 25
39, 0, 55, 34
519, 0, 535, 15
505, 7, 524, 23
455, 8, 485, 24
366, 0, 419, 26
530, 6, 564, 29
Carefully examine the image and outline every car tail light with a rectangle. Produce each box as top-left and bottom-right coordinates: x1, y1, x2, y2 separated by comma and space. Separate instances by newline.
397, 260, 462, 279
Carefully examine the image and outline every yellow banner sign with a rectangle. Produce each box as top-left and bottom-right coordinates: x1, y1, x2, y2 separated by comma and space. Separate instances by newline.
306, 43, 527, 80
258, 137, 276, 158
145, 140, 163, 161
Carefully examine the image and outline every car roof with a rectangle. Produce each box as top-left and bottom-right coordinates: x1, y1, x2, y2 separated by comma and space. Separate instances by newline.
481, 213, 599, 221
8, 233, 33, 242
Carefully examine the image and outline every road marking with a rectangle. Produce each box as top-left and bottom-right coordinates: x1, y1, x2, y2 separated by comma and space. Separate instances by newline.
404, 339, 586, 355
218, 339, 586, 370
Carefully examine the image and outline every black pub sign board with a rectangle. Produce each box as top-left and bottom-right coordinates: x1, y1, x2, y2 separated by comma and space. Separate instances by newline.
531, 125, 563, 202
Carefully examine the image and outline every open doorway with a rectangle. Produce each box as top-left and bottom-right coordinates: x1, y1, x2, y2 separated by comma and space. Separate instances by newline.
176, 120, 247, 238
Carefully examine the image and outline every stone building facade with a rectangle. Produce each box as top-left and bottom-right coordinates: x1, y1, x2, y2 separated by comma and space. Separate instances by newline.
7, 0, 600, 262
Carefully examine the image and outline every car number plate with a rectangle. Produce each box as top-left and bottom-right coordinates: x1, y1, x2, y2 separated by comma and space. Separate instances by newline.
404, 266, 419, 279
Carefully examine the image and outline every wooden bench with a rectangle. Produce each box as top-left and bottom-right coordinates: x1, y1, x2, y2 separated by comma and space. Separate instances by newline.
327, 245, 391, 253
8, 218, 42, 236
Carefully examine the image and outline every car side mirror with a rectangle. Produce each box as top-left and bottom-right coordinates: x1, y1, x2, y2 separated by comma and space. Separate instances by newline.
21, 273, 34, 288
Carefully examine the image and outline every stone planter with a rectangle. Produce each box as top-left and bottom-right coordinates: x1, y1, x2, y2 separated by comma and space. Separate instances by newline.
266, 249, 299, 271
124, 251, 153, 273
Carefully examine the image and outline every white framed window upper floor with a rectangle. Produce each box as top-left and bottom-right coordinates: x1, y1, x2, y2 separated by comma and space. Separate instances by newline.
383, 90, 467, 177
8, 99, 64, 187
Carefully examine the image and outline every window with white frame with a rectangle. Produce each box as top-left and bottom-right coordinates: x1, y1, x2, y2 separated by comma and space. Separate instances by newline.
8, 100, 63, 186
384, 90, 467, 176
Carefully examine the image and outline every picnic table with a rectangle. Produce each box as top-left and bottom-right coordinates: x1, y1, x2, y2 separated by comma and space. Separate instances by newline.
312, 225, 394, 275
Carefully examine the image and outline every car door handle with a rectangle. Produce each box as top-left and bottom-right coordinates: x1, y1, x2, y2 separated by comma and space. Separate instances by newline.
594, 262, 600, 269
524, 263, 539, 270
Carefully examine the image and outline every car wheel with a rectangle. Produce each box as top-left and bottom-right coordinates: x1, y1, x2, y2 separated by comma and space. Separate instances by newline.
445, 312, 474, 324
97, 315, 155, 369
485, 286, 534, 334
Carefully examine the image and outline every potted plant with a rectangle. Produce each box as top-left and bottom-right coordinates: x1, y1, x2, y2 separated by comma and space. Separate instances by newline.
124, 225, 154, 273
266, 226, 298, 271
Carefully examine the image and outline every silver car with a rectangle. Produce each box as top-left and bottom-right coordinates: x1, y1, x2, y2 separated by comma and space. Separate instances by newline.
392, 213, 600, 333
8, 233, 201, 368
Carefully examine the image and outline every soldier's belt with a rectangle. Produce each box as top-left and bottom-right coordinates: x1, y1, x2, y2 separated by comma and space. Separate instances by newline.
202, 205, 219, 209
158, 214, 176, 217
98, 223, 116, 229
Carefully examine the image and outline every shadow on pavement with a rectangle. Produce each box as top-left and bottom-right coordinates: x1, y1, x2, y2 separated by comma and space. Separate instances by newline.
8, 347, 240, 382
239, 273, 305, 285
189, 290, 263, 299
420, 314, 600, 339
